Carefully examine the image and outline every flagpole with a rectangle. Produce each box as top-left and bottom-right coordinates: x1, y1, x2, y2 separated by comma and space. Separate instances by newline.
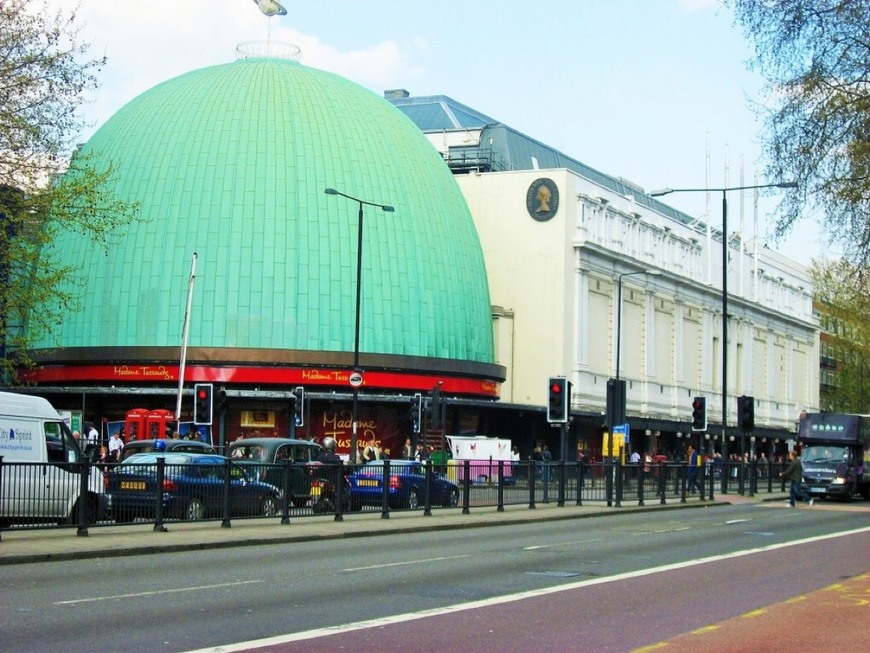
175, 253, 197, 421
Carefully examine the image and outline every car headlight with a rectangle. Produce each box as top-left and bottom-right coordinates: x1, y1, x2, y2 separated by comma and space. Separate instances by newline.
830, 476, 846, 485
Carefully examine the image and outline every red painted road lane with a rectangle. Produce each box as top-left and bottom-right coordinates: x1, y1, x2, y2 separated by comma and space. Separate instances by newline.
640, 572, 870, 653
204, 530, 870, 653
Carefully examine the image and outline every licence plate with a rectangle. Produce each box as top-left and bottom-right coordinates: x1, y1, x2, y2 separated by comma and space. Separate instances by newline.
809, 487, 826, 493
357, 479, 378, 487
120, 480, 146, 490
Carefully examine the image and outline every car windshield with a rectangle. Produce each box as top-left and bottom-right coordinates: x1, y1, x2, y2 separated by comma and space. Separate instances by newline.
802, 446, 848, 463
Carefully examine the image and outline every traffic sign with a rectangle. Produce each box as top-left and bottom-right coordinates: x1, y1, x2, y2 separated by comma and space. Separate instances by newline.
349, 371, 363, 387
612, 423, 630, 443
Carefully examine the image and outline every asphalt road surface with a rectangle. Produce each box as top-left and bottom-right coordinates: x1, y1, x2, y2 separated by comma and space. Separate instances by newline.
2, 501, 867, 653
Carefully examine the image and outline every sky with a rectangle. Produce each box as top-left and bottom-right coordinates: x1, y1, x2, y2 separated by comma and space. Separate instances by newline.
47, 0, 830, 266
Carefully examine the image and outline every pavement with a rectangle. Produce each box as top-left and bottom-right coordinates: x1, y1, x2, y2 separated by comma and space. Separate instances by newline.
0, 491, 790, 566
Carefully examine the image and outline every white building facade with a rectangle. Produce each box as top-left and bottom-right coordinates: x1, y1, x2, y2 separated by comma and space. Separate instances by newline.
389, 91, 819, 451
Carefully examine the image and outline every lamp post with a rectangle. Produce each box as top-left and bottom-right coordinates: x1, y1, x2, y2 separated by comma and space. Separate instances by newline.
649, 181, 797, 471
606, 269, 660, 463
324, 188, 395, 462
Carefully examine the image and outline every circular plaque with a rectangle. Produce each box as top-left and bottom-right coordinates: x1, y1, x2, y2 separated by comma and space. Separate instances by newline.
526, 178, 559, 221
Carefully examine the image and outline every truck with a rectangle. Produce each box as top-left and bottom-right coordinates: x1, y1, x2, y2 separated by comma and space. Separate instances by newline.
0, 391, 109, 525
797, 411, 870, 501
445, 435, 515, 485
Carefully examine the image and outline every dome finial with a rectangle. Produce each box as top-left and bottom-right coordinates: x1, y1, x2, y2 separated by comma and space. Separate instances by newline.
236, 41, 301, 61
253, 0, 287, 16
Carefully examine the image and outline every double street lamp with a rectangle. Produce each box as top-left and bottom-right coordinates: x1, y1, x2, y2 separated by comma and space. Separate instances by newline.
606, 269, 660, 449
324, 188, 394, 463
649, 181, 797, 465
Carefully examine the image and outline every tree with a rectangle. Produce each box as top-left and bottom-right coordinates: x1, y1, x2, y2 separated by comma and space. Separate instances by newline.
727, 0, 870, 264
0, 1, 139, 383
810, 259, 870, 411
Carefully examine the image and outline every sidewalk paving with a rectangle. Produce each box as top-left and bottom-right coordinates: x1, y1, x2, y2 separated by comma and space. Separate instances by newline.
0, 491, 789, 566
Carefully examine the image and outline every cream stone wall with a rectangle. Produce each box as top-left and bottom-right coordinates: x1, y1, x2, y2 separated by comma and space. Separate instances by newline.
456, 168, 818, 435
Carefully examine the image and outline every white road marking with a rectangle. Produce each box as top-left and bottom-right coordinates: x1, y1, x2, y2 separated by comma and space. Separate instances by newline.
725, 519, 749, 524
523, 538, 603, 550
633, 527, 691, 535
54, 580, 263, 606
182, 525, 870, 653
343, 554, 468, 572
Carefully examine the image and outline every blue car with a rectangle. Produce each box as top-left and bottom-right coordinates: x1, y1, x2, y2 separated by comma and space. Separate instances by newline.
347, 460, 459, 510
107, 452, 281, 522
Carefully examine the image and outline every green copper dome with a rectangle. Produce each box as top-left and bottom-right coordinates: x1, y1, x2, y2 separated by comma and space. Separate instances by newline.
36, 56, 494, 365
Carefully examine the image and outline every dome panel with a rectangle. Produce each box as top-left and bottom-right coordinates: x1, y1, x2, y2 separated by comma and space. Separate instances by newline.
36, 57, 494, 364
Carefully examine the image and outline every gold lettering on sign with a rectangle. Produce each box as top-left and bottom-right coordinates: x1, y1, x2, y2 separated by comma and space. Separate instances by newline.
113, 365, 173, 380
302, 370, 350, 382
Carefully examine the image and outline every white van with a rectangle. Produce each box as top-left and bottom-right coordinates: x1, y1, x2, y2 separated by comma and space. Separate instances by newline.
0, 391, 108, 526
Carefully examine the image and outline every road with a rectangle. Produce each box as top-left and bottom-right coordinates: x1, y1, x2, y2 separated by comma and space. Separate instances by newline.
1, 502, 866, 652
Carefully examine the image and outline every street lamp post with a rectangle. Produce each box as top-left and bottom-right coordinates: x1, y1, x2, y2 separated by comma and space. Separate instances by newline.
324, 188, 395, 463
606, 269, 660, 461
649, 182, 797, 474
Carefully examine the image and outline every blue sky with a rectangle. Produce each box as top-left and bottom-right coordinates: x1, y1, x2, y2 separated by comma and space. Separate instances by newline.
50, 0, 828, 265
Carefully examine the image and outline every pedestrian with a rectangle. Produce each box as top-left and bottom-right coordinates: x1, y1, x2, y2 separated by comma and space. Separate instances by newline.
686, 445, 701, 494
86, 422, 99, 452
414, 443, 428, 461
541, 444, 553, 483
402, 438, 414, 460
95, 445, 111, 473
362, 437, 378, 463
108, 431, 123, 461
779, 450, 813, 507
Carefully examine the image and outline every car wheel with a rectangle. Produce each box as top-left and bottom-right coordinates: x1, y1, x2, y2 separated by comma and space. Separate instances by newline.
260, 496, 279, 517
444, 488, 459, 508
406, 488, 419, 510
184, 497, 205, 520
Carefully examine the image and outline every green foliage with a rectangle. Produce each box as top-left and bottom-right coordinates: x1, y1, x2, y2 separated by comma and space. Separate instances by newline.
728, 0, 870, 264
0, 1, 139, 384
811, 259, 870, 411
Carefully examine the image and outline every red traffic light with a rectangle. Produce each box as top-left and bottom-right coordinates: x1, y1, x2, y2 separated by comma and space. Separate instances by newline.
550, 383, 563, 394
197, 389, 208, 400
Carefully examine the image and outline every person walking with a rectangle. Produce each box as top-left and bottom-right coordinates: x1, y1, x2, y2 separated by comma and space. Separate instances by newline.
686, 445, 701, 494
779, 450, 813, 507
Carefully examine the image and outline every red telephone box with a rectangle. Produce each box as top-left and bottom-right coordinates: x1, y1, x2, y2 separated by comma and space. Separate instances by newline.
125, 408, 177, 441
124, 408, 148, 441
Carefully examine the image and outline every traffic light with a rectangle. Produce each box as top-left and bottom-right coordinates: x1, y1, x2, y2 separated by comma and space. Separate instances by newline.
194, 383, 213, 425
217, 388, 228, 413
606, 378, 626, 428
293, 386, 304, 427
428, 384, 442, 430
691, 396, 707, 432
547, 377, 569, 423
737, 395, 754, 431
410, 393, 422, 434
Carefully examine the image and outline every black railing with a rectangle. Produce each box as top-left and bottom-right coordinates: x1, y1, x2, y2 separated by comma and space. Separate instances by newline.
0, 457, 791, 538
